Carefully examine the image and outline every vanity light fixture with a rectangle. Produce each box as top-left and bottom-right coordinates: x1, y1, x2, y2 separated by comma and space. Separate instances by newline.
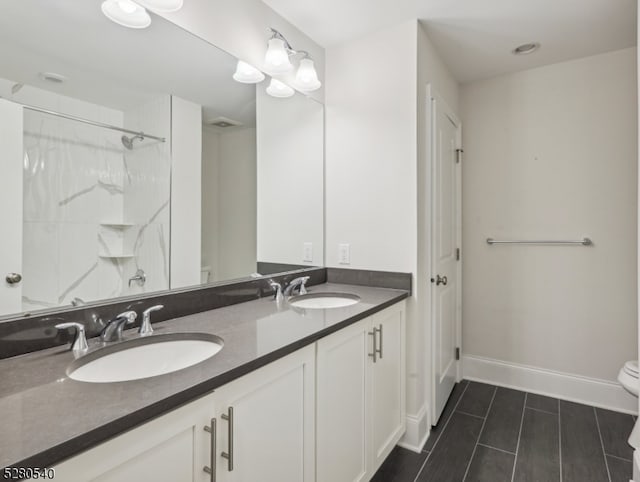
135, 0, 183, 12
233, 60, 266, 84
266, 78, 295, 98
264, 28, 322, 92
264, 36, 294, 74
101, 0, 151, 29
295, 58, 321, 92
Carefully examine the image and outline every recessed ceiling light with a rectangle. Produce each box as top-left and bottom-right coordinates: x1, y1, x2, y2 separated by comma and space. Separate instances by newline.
512, 43, 540, 55
135, 0, 183, 13
101, 0, 151, 29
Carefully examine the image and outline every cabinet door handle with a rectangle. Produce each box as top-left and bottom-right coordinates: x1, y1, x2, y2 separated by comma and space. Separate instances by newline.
221, 406, 234, 471
375, 324, 383, 359
203, 418, 217, 481
368, 330, 377, 363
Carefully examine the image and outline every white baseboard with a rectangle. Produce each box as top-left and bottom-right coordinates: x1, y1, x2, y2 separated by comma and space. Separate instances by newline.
397, 404, 430, 453
463, 355, 638, 415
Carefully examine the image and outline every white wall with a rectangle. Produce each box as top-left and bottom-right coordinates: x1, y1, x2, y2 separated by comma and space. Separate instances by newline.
461, 48, 638, 382
170, 96, 202, 289
325, 19, 460, 449
325, 20, 417, 273
202, 126, 257, 282
256, 88, 324, 267
159, 0, 324, 103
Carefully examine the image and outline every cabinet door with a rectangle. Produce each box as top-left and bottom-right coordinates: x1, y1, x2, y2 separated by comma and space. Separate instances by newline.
316, 319, 372, 482
53, 393, 215, 482
215, 345, 315, 482
370, 302, 406, 474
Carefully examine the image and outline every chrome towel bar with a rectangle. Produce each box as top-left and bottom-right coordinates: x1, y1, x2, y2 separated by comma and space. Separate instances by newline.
486, 238, 593, 246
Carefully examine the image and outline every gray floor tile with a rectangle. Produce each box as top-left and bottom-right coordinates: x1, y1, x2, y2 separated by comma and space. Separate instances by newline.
456, 381, 496, 418
595, 407, 635, 461
424, 380, 469, 452
479, 387, 526, 452
371, 446, 429, 482
416, 412, 483, 482
606, 455, 633, 482
464, 445, 515, 482
526, 393, 559, 413
513, 408, 560, 482
560, 401, 609, 482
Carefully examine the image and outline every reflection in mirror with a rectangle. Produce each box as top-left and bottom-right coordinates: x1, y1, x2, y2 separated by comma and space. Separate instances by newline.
0, 0, 324, 319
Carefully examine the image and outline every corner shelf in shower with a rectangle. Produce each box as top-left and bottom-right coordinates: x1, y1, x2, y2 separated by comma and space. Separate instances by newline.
98, 253, 135, 259
99, 223, 135, 229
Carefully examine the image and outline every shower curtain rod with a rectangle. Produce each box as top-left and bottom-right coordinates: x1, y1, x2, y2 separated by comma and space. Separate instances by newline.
16, 101, 166, 143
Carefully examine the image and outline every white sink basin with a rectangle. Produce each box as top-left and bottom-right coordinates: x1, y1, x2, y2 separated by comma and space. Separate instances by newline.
67, 333, 223, 383
289, 292, 360, 309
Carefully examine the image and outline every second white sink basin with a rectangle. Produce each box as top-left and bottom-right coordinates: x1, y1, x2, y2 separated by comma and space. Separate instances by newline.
67, 333, 223, 383
289, 292, 360, 309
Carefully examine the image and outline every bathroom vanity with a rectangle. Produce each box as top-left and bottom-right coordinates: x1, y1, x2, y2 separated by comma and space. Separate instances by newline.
0, 281, 408, 482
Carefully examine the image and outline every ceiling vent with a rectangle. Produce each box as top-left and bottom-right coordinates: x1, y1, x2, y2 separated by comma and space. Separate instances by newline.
208, 117, 242, 128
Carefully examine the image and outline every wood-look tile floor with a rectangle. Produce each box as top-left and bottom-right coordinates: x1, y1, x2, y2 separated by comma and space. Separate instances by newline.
372, 380, 636, 482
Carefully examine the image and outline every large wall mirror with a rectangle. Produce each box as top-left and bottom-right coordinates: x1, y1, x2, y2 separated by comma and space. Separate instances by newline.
0, 0, 324, 320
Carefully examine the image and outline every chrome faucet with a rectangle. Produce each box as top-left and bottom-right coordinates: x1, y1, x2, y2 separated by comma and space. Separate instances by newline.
284, 276, 310, 297
100, 311, 137, 342
140, 305, 163, 336
128, 269, 146, 287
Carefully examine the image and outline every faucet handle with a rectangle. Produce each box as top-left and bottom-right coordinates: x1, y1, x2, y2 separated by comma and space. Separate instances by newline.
299, 276, 311, 295
55, 322, 89, 356
268, 280, 283, 303
140, 305, 164, 336
117, 311, 137, 324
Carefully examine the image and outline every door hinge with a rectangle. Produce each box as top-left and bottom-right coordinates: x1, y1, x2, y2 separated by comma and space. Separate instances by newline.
455, 347, 460, 360
456, 148, 463, 163
456, 248, 460, 261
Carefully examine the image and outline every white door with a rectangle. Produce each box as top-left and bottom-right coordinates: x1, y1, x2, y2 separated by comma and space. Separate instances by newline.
0, 100, 23, 314
430, 92, 462, 424
316, 320, 370, 482
215, 345, 315, 482
370, 303, 406, 474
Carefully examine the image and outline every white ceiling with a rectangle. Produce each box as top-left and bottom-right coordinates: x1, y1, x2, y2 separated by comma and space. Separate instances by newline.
0, 0, 258, 126
262, 0, 637, 83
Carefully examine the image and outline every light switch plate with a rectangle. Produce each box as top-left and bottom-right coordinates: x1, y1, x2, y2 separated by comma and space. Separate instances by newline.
338, 243, 350, 265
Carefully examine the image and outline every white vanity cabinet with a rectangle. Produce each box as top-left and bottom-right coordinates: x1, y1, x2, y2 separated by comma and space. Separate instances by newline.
316, 302, 406, 482
212, 345, 316, 482
53, 392, 214, 482
53, 344, 315, 482
52, 301, 405, 482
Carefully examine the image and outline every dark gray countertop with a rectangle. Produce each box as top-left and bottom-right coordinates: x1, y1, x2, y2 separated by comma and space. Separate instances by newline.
0, 283, 408, 470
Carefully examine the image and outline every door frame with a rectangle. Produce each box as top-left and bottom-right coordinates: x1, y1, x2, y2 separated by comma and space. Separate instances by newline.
426, 85, 463, 424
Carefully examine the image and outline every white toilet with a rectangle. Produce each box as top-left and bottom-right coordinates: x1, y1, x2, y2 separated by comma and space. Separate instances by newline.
618, 360, 640, 448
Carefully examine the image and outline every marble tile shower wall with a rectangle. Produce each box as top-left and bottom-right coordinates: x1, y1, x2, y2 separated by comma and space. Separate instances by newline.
121, 95, 171, 296
20, 89, 171, 311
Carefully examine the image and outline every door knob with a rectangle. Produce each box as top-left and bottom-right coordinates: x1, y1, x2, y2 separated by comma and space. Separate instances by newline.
436, 275, 448, 286
5, 273, 22, 285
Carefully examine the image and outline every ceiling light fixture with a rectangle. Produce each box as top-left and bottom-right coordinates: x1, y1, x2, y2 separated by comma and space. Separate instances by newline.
512, 42, 540, 55
266, 78, 295, 98
233, 60, 265, 84
135, 0, 183, 13
264, 28, 322, 92
101, 0, 151, 29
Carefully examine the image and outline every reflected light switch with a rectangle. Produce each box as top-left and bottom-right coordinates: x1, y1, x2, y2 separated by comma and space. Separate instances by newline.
303, 242, 313, 263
